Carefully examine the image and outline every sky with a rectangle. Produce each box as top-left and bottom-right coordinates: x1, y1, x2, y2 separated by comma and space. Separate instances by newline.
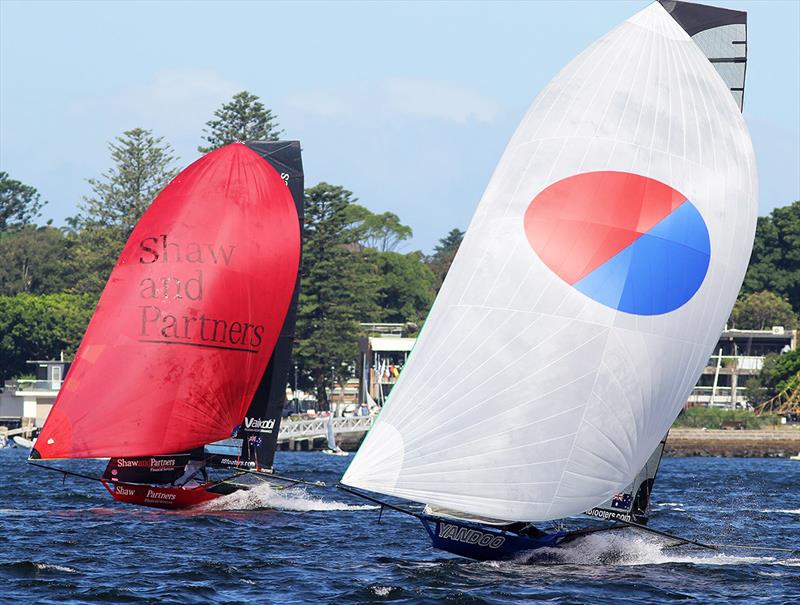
1, 0, 798, 253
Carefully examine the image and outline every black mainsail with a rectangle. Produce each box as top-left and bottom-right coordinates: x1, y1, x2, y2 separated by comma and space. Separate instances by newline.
659, 0, 747, 109
235, 141, 304, 470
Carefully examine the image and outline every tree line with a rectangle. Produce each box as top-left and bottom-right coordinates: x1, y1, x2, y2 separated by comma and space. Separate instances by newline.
0, 92, 463, 403
1, 90, 798, 404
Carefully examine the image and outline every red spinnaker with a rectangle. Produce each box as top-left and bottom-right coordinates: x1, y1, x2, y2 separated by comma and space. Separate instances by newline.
35, 144, 300, 459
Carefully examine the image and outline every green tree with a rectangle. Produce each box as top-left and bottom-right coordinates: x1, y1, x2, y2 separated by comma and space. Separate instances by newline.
0, 226, 71, 295
0, 172, 46, 231
345, 205, 413, 252
78, 128, 178, 236
760, 350, 800, 399
68, 128, 178, 294
198, 91, 282, 153
729, 290, 797, 330
0, 293, 96, 381
370, 250, 435, 326
743, 377, 767, 408
428, 227, 464, 290
742, 201, 800, 314
294, 183, 379, 407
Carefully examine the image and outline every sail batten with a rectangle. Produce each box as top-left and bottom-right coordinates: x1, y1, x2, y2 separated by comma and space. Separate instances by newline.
343, 1, 756, 522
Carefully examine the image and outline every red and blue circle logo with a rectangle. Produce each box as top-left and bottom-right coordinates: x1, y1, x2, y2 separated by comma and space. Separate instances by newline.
523, 171, 710, 316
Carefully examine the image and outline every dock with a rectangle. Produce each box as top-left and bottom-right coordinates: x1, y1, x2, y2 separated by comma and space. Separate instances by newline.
277, 414, 375, 451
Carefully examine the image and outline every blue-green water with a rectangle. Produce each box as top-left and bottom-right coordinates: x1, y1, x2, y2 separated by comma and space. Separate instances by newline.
1, 450, 798, 604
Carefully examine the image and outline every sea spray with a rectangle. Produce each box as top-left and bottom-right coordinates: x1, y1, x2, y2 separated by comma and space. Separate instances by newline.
514, 530, 800, 568
199, 483, 379, 512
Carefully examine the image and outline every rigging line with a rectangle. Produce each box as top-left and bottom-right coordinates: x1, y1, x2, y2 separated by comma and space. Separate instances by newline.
612, 517, 717, 551
685, 543, 797, 555
620, 518, 796, 554
27, 461, 104, 484
337, 484, 421, 520
236, 468, 325, 487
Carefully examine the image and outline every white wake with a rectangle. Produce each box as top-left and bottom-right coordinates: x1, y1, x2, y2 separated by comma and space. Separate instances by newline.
199, 483, 379, 513
515, 531, 799, 568
758, 508, 800, 515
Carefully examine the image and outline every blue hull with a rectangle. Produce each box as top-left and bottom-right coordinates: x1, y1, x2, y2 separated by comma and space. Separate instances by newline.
420, 514, 568, 561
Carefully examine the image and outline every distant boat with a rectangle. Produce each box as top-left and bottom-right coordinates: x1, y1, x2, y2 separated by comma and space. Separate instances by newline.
13, 436, 36, 449
322, 414, 349, 456
30, 141, 316, 509
341, 0, 757, 560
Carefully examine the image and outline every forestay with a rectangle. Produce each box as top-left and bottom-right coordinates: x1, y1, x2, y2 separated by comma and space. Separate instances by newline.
343, 2, 757, 522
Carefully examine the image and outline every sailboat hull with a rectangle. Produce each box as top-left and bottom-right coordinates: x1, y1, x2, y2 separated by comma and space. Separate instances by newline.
105, 481, 226, 510
420, 515, 567, 561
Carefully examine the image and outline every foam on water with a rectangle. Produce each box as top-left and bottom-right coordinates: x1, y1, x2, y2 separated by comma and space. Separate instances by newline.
31, 563, 77, 573
370, 586, 397, 597
515, 531, 800, 568
654, 501, 687, 511
759, 508, 800, 515
200, 483, 380, 512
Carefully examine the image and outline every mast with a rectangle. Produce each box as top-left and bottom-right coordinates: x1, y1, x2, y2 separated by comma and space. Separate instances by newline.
235, 141, 304, 470
584, 435, 667, 524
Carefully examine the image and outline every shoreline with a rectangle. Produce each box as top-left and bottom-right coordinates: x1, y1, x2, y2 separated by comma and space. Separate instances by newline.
665, 428, 800, 458
327, 427, 800, 458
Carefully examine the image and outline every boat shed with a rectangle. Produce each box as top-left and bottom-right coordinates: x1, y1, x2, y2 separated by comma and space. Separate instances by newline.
358, 335, 415, 405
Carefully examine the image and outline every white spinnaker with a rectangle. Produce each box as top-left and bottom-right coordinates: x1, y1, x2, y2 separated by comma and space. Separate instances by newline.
343, 2, 757, 522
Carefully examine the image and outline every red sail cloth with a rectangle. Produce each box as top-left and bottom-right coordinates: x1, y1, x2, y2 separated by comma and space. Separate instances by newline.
35, 144, 300, 459
524, 171, 686, 284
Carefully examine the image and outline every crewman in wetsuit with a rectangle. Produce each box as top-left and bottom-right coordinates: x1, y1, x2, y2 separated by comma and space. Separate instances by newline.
175, 459, 209, 487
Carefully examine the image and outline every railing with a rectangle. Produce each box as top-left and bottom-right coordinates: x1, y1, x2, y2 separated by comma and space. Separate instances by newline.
277, 414, 375, 442
734, 356, 764, 371
704, 356, 765, 372
9, 379, 62, 392
686, 385, 749, 408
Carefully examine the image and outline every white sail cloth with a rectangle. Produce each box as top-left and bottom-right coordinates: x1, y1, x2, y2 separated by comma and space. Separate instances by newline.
343, 2, 756, 522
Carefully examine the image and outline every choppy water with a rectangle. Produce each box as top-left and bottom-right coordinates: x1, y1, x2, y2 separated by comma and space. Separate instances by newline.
1, 450, 798, 604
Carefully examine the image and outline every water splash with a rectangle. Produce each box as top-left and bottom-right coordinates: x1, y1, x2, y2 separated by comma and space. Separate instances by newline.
1, 561, 78, 574
199, 483, 379, 512
33, 563, 77, 573
654, 501, 687, 511
516, 531, 799, 568
370, 586, 397, 597
758, 508, 800, 515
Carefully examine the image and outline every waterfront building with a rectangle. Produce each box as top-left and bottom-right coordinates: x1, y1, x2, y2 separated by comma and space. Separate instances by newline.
0, 359, 71, 430
686, 327, 795, 409
355, 324, 796, 411
2, 327, 796, 433
358, 323, 416, 405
